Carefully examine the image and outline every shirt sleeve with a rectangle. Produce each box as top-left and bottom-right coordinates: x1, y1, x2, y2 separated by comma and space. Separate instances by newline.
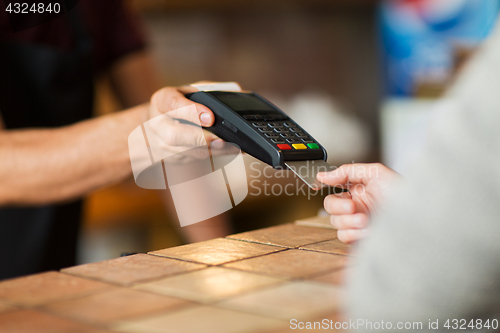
347, 21, 500, 330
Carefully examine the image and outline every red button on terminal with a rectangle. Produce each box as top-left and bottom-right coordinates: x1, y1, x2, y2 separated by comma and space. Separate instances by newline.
277, 144, 292, 150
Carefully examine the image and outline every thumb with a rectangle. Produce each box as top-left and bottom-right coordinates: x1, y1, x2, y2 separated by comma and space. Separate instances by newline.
151, 87, 214, 127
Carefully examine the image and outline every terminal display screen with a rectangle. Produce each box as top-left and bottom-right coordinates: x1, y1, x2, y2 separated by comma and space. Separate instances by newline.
213, 92, 276, 112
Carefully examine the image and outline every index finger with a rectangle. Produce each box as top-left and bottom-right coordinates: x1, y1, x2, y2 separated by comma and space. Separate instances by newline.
151, 87, 215, 127
317, 163, 375, 186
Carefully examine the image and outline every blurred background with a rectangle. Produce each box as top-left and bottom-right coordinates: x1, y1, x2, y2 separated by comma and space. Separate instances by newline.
80, 0, 499, 264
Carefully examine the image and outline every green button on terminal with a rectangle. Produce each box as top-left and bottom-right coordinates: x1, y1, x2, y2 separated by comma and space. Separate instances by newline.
307, 143, 319, 149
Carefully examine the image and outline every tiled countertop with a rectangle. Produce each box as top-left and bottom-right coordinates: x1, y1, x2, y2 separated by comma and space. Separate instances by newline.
0, 216, 351, 333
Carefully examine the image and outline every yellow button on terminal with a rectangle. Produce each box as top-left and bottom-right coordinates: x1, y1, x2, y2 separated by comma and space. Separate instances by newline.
292, 144, 307, 150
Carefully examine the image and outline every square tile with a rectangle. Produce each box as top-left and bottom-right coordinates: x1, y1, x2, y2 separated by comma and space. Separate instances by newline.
136, 267, 284, 303
149, 238, 283, 265
218, 281, 341, 321
0, 310, 112, 333
43, 287, 190, 327
113, 305, 286, 333
227, 224, 337, 248
294, 216, 334, 229
223, 249, 347, 279
0, 272, 112, 307
62, 254, 205, 286
299, 239, 351, 256
308, 268, 351, 286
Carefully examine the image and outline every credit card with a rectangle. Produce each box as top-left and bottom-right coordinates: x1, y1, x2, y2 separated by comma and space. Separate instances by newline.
284, 160, 336, 190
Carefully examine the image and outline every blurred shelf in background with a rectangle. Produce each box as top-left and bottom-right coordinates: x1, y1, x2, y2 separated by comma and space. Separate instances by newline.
130, 0, 377, 12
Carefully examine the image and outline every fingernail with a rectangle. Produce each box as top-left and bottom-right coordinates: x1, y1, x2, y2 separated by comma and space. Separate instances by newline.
343, 202, 351, 213
211, 139, 225, 149
354, 215, 363, 226
200, 113, 211, 125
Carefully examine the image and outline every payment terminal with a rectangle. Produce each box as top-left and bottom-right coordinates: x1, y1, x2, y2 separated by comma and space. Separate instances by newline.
186, 85, 336, 190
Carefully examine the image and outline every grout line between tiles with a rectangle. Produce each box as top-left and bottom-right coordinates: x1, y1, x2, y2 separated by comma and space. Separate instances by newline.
3, 281, 115, 310
111, 302, 206, 330
197, 303, 293, 324
33, 305, 112, 330
57, 271, 127, 288
145, 252, 221, 266
140, 274, 290, 307
0, 270, 64, 284
297, 243, 352, 257
112, 302, 291, 331
209, 301, 296, 324
34, 292, 197, 331
213, 248, 290, 266
1, 307, 116, 332
222, 237, 292, 249
61, 261, 208, 288
297, 246, 351, 257
221, 253, 349, 281
219, 264, 309, 281
148, 247, 289, 267
225, 235, 339, 249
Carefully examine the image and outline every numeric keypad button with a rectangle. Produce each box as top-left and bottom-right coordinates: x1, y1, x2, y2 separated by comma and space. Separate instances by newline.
286, 138, 302, 144
274, 128, 289, 134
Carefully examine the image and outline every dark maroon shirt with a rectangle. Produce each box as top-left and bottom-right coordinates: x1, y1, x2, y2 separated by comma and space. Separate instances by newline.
0, 1, 148, 281
0, 0, 147, 73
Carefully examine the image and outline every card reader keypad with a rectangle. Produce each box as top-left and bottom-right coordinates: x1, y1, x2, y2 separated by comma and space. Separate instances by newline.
250, 119, 319, 151
244, 114, 288, 121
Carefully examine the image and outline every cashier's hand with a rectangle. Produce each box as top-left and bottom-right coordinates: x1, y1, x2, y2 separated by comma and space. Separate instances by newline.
317, 163, 401, 244
143, 85, 236, 163
148, 85, 221, 146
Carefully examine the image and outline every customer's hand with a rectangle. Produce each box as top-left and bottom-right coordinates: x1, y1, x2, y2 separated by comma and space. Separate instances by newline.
317, 163, 401, 243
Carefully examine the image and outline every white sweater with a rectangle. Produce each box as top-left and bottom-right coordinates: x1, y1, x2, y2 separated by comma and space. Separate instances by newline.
349, 20, 500, 331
